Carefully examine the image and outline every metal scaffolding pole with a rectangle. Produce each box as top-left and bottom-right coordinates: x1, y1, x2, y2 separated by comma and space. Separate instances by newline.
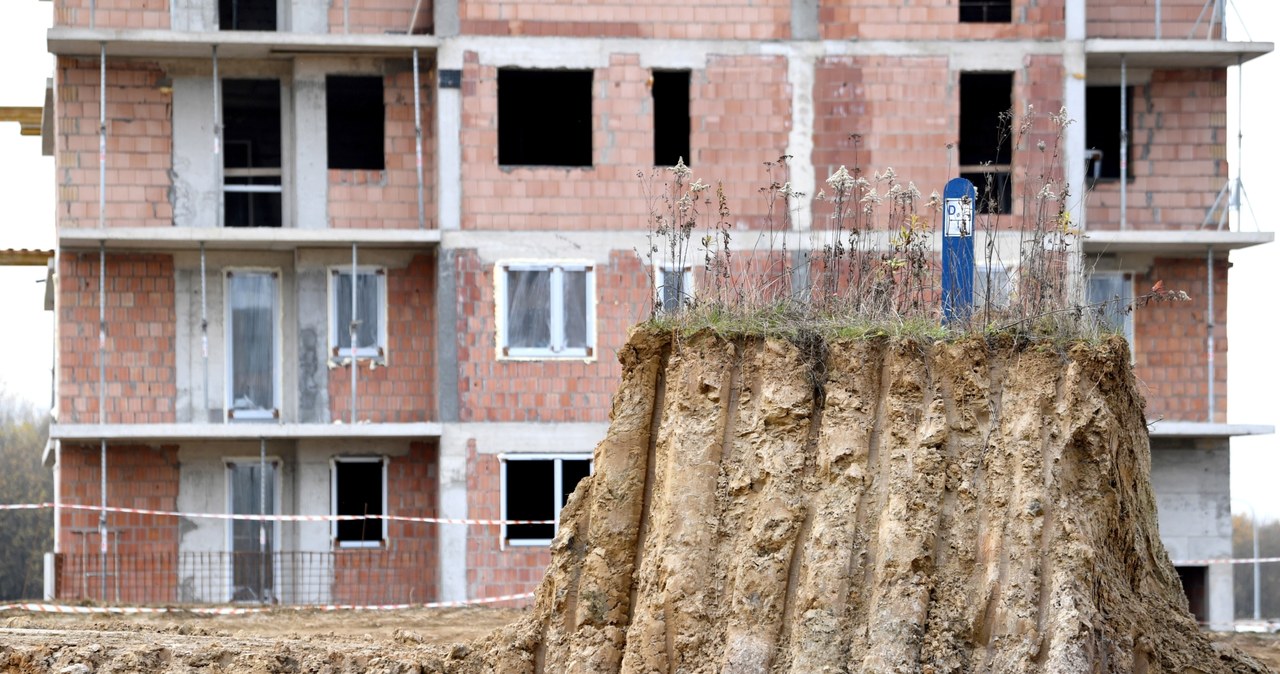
413, 49, 426, 231
98, 241, 108, 602
99, 43, 106, 231
1207, 248, 1215, 422
350, 244, 359, 424
259, 437, 267, 604
1119, 55, 1128, 230
201, 243, 210, 417
213, 46, 223, 230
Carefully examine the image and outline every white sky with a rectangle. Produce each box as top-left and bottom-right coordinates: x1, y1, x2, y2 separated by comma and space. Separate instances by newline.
0, 2, 1275, 521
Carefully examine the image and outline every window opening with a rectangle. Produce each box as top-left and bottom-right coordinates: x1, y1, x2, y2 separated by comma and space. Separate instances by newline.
652, 70, 691, 167
502, 455, 592, 545
959, 72, 1013, 214
1085, 85, 1135, 181
226, 271, 279, 420
223, 79, 282, 227
220, 0, 277, 30
656, 263, 694, 314
959, 0, 1011, 23
227, 460, 277, 602
1175, 566, 1208, 624
498, 69, 593, 167
1087, 271, 1135, 346
330, 268, 386, 359
499, 262, 595, 359
332, 458, 386, 547
327, 75, 385, 170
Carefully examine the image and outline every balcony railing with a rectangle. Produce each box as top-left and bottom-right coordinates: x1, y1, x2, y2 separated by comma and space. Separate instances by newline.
56, 548, 436, 606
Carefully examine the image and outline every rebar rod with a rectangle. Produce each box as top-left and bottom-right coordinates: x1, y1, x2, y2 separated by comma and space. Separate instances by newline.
351, 244, 359, 423
1120, 55, 1128, 230
1207, 248, 1215, 422
200, 243, 209, 417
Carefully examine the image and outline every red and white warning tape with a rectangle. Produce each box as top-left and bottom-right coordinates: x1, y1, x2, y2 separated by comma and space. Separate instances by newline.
0, 591, 536, 615
1171, 556, 1280, 566
0, 502, 555, 526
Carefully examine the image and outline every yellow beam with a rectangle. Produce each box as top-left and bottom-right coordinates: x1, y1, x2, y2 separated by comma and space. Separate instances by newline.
0, 249, 53, 266
0, 106, 43, 136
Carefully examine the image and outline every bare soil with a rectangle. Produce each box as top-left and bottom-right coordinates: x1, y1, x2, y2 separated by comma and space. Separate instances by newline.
1, 330, 1272, 672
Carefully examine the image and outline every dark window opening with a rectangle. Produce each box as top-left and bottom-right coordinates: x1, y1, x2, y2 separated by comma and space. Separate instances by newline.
959, 72, 1014, 214
504, 457, 592, 543
960, 0, 1012, 23
498, 69, 593, 167
652, 70, 691, 167
1176, 565, 1208, 624
220, 0, 277, 31
326, 76, 385, 170
1085, 85, 1135, 181
960, 170, 1012, 215
504, 459, 555, 541
223, 79, 282, 227
334, 460, 384, 544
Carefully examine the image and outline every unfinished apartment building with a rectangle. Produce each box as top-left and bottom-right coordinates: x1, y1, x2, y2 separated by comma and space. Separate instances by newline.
44, 0, 1271, 624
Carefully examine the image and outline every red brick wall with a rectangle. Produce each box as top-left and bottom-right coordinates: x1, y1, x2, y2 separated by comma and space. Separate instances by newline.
328, 0, 431, 34
54, 0, 168, 29
457, 0, 789, 39
328, 254, 437, 422
1087, 0, 1222, 39
453, 250, 649, 423
460, 52, 790, 231
332, 441, 439, 604
466, 444, 546, 603
55, 58, 173, 230
1087, 69, 1227, 231
328, 68, 438, 229
811, 55, 1064, 229
1132, 256, 1227, 423
57, 444, 180, 603
59, 253, 177, 425
821, 0, 1064, 40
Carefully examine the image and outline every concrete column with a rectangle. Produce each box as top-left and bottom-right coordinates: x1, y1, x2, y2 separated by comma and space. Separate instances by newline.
437, 46, 463, 232
172, 77, 220, 229
434, 0, 459, 37
435, 248, 460, 422
295, 269, 331, 423
1063, 0, 1088, 305
785, 47, 816, 232
288, 0, 329, 33
1208, 562, 1234, 631
791, 0, 819, 40
438, 426, 469, 601
171, 0, 216, 31
291, 61, 329, 229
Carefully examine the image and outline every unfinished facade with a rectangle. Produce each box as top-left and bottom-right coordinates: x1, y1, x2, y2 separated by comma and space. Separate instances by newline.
42, 0, 1272, 626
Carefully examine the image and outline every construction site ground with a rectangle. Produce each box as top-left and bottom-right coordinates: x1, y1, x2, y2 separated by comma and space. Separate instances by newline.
0, 608, 1276, 672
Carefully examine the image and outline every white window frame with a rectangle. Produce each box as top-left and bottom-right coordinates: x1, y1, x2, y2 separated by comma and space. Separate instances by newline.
1087, 270, 1136, 348
329, 456, 389, 549
975, 263, 1016, 309
499, 453, 593, 548
655, 262, 694, 313
223, 457, 283, 604
495, 260, 597, 360
224, 268, 283, 422
327, 266, 388, 361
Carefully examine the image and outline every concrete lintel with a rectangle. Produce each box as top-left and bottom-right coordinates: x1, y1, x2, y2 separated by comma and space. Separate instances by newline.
48, 27, 441, 59
1085, 39, 1273, 69
446, 421, 611, 455
58, 227, 440, 251
447, 36, 1070, 71
1083, 229, 1273, 255
1147, 421, 1274, 438
50, 422, 443, 442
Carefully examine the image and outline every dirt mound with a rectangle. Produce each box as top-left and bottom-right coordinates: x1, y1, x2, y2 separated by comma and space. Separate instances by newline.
451, 329, 1268, 673
1, 330, 1270, 673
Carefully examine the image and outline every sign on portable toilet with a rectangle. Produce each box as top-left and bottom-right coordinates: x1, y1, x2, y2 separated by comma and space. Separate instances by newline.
942, 177, 976, 325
